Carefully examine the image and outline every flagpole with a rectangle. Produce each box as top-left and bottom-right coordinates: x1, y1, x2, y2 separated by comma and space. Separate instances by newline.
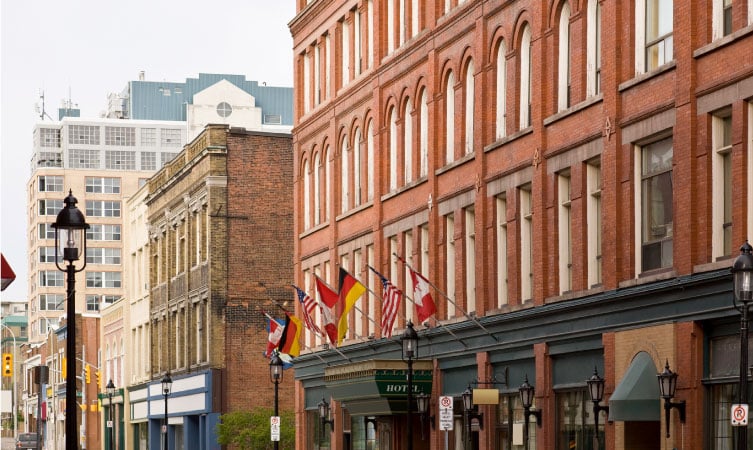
314, 274, 380, 344
364, 266, 469, 348
264, 309, 345, 365
394, 253, 499, 342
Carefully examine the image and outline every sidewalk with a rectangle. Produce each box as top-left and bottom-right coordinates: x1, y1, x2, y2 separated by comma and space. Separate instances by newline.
1, 436, 15, 450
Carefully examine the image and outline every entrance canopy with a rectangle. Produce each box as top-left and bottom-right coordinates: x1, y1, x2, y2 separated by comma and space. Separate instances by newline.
609, 352, 660, 421
324, 359, 433, 415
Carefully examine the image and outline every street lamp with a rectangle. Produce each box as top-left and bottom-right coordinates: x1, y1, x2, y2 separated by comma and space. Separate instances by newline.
586, 367, 609, 449
461, 386, 484, 450
269, 351, 283, 450
317, 398, 334, 441
416, 392, 434, 438
656, 360, 686, 438
106, 379, 115, 450
732, 241, 753, 450
519, 375, 542, 450
52, 190, 89, 450
401, 320, 418, 450
161, 373, 172, 450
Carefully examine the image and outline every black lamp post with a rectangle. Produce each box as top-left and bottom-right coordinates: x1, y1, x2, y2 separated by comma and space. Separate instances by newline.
161, 373, 172, 450
732, 241, 753, 450
586, 367, 609, 449
401, 320, 418, 450
318, 398, 334, 441
519, 375, 542, 450
106, 379, 115, 450
657, 360, 686, 438
270, 351, 283, 450
461, 386, 484, 450
52, 190, 89, 450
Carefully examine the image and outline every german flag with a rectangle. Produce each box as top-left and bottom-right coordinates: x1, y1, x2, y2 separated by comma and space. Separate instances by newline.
336, 268, 366, 345
278, 313, 302, 357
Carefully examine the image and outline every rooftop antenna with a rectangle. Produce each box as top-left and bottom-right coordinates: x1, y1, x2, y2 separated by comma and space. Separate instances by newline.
35, 90, 54, 121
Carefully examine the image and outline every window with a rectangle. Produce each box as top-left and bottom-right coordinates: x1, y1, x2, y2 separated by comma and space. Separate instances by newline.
161, 152, 178, 166
105, 126, 136, 146
86, 247, 121, 265
304, 159, 311, 229
216, 102, 233, 118
387, 0, 395, 53
160, 128, 182, 147
445, 72, 455, 164
520, 25, 533, 129
367, 0, 374, 68
419, 90, 428, 177
86, 177, 121, 194
39, 128, 61, 147
713, 0, 734, 39
496, 40, 507, 139
324, 146, 331, 221
105, 151, 136, 170
587, 159, 602, 287
38, 152, 63, 167
141, 152, 157, 170
465, 207, 476, 313
638, 137, 673, 272
558, 172, 572, 294
712, 114, 733, 259
303, 51, 311, 114
390, 107, 398, 190
39, 199, 63, 216
446, 214, 456, 317
39, 223, 56, 240
640, 0, 673, 72
354, 128, 363, 206
314, 44, 320, 106
341, 137, 350, 213
558, 3, 572, 112
341, 18, 350, 86
38, 175, 63, 192
87, 224, 121, 241
69, 149, 100, 169
497, 393, 534, 450
496, 196, 509, 307
314, 153, 322, 225
86, 271, 122, 288
86, 295, 100, 312
39, 294, 64, 311
556, 390, 598, 450
39, 247, 60, 263
325, 34, 332, 100
86, 200, 121, 217
587, 0, 602, 96
367, 123, 375, 201
68, 125, 100, 145
141, 128, 157, 146
404, 98, 413, 183
464, 60, 475, 154
39, 270, 64, 287
520, 185, 533, 301
707, 335, 749, 448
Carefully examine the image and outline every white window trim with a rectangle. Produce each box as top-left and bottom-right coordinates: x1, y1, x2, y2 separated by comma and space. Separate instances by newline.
354, 128, 362, 206
711, 114, 732, 259
587, 161, 602, 287
520, 26, 532, 129
325, 34, 332, 100
304, 160, 311, 229
634, 1, 646, 74
520, 187, 533, 301
313, 154, 321, 225
411, 0, 419, 38
465, 208, 476, 313
341, 138, 350, 214
325, 146, 331, 221
419, 91, 429, 177
465, 60, 475, 154
367, 123, 375, 201
342, 19, 350, 86
390, 108, 398, 190
712, 0, 724, 41
496, 196, 509, 307
557, 3, 571, 112
354, 10, 362, 76
367, 0, 374, 68
314, 44, 321, 105
496, 41, 507, 139
303, 52, 311, 113
388, 0, 395, 53
586, 0, 601, 96
558, 173, 572, 294
446, 215, 456, 317
446, 72, 455, 164
404, 99, 413, 184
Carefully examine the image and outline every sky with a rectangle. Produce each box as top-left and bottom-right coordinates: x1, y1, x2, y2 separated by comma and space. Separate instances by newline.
0, 1, 296, 301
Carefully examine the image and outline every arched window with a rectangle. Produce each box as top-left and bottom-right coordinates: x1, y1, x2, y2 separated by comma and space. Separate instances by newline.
324, 145, 331, 221
419, 89, 429, 177
303, 158, 311, 229
519, 25, 532, 129
354, 127, 362, 206
404, 98, 413, 184
314, 153, 322, 225
587, 0, 602, 96
341, 136, 349, 214
367, 122, 375, 201
558, 3, 572, 112
496, 40, 507, 139
464, 59, 475, 154
445, 71, 455, 164
390, 107, 398, 190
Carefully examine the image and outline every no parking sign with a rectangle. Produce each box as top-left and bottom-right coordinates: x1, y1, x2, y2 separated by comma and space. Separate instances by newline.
732, 404, 748, 426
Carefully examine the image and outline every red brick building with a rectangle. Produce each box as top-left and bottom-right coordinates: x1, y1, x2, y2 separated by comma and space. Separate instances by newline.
289, 0, 753, 449
135, 125, 295, 449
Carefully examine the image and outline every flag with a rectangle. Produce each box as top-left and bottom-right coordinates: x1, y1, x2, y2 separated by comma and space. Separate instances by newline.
278, 313, 302, 357
1, 254, 16, 291
368, 266, 402, 338
315, 276, 339, 345
263, 312, 284, 358
293, 285, 322, 335
408, 267, 437, 323
336, 268, 366, 345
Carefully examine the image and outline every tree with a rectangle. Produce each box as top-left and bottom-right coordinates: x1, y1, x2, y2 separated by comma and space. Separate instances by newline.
216, 407, 295, 449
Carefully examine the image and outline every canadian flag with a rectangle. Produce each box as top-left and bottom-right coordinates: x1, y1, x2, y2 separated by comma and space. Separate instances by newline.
1, 254, 16, 292
408, 267, 437, 323
265, 315, 284, 357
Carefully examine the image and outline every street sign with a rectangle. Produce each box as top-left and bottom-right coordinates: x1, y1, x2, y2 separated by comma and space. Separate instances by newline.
271, 416, 281, 441
438, 395, 453, 431
732, 404, 749, 426
107, 420, 113, 428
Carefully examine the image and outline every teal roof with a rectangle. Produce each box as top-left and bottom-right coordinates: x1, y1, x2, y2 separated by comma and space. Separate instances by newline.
1, 315, 27, 327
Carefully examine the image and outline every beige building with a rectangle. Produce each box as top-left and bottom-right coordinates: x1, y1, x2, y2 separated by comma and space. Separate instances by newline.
27, 117, 187, 344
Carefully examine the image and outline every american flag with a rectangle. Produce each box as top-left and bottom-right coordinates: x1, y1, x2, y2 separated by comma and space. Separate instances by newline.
293, 285, 322, 335
369, 266, 402, 338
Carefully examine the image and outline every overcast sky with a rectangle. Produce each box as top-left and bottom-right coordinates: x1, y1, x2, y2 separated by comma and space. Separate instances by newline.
0, 1, 296, 301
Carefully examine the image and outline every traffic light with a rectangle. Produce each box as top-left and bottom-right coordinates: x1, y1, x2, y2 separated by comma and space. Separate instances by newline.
96, 370, 101, 390
2, 353, 11, 377
62, 357, 67, 379
85, 364, 91, 384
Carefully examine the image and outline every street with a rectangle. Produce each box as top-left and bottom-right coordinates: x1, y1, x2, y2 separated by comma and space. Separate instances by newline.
1, 436, 15, 449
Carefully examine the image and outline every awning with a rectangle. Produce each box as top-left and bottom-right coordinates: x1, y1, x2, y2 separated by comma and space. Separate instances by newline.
608, 352, 660, 421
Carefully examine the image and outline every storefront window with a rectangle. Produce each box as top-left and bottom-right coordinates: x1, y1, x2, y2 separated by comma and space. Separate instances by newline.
555, 389, 598, 450
308, 410, 331, 450
351, 417, 378, 450
497, 393, 533, 450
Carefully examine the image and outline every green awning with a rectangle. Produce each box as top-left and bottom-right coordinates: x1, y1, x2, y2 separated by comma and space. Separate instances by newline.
608, 352, 660, 421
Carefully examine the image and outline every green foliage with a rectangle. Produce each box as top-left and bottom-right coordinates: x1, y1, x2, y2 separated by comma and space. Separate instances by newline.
216, 407, 295, 449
